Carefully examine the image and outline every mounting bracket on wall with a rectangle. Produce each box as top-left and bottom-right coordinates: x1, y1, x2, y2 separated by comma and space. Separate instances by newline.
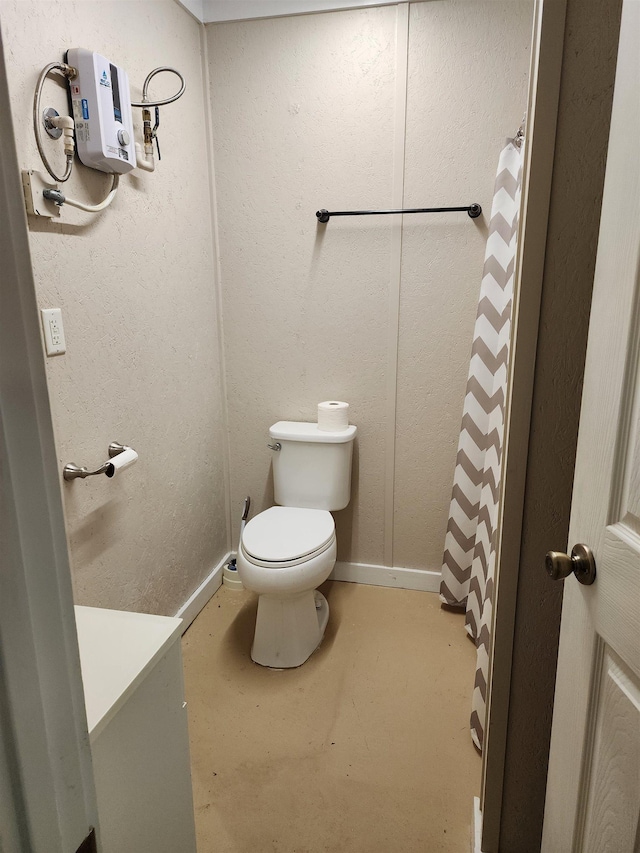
315, 203, 482, 223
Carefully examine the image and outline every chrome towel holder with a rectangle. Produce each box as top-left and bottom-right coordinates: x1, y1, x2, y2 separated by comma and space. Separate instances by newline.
63, 442, 132, 481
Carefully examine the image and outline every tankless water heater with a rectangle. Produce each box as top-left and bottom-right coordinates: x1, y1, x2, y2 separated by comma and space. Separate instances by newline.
65, 48, 137, 174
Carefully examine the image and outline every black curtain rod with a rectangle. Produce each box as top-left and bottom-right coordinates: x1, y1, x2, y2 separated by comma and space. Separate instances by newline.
316, 203, 482, 223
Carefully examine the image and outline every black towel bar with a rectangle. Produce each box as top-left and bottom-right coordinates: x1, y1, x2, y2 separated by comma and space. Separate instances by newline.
316, 203, 482, 223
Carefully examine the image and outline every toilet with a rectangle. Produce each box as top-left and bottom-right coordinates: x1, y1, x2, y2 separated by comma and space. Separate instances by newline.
236, 420, 357, 668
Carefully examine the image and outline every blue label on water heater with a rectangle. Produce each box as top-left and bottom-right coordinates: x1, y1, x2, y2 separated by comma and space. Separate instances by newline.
81, 99, 89, 120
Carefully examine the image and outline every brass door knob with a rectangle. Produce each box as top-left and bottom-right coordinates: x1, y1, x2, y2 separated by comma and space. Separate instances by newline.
545, 543, 596, 585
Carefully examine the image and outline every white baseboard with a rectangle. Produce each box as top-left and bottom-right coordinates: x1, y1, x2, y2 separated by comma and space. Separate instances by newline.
175, 555, 440, 632
330, 560, 440, 593
174, 551, 232, 631
472, 797, 483, 853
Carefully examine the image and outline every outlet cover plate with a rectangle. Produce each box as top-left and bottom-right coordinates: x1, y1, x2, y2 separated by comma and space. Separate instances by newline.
41, 308, 66, 356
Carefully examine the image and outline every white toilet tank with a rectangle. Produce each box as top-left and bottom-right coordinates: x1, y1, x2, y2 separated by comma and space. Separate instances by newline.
269, 421, 357, 511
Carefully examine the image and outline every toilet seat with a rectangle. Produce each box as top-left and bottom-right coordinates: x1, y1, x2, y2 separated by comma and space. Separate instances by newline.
241, 506, 335, 567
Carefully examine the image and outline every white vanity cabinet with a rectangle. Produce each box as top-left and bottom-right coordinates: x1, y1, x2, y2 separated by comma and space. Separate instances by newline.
74, 606, 197, 853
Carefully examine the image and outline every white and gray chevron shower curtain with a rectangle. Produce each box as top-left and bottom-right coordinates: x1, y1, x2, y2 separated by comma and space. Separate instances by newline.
440, 138, 523, 751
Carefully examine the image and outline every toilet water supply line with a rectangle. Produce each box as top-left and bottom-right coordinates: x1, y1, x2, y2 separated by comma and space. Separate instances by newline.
226, 497, 251, 584
33, 61, 185, 210
239, 495, 251, 546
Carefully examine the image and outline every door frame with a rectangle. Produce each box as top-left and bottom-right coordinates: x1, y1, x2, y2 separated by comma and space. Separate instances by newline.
480, 0, 624, 850
480, 0, 567, 844
0, 21, 100, 853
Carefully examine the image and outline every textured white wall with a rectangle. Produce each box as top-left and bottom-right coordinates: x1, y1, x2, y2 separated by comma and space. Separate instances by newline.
207, 1, 533, 570
1, 0, 229, 614
208, 6, 398, 564
395, 0, 533, 568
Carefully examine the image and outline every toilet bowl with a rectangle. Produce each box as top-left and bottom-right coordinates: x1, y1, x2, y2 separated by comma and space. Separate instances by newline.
236, 420, 357, 669
237, 506, 336, 668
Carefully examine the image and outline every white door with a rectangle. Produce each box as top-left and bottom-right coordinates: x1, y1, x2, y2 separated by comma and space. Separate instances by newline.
542, 2, 640, 850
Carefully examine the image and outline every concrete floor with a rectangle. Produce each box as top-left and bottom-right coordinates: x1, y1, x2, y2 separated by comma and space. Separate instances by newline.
182, 580, 480, 853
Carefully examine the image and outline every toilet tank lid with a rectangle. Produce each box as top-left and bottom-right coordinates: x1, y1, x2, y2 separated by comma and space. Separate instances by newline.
269, 421, 357, 443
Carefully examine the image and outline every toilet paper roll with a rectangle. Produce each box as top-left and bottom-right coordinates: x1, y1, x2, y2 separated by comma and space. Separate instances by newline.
105, 446, 138, 478
317, 401, 350, 431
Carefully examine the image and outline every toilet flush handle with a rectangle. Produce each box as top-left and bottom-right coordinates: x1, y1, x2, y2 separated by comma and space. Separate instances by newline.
267, 442, 281, 451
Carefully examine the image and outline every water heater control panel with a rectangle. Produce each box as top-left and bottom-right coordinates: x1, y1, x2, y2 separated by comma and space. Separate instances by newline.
65, 48, 137, 174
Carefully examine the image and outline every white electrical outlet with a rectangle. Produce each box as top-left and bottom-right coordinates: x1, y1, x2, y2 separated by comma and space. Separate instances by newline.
41, 308, 67, 356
